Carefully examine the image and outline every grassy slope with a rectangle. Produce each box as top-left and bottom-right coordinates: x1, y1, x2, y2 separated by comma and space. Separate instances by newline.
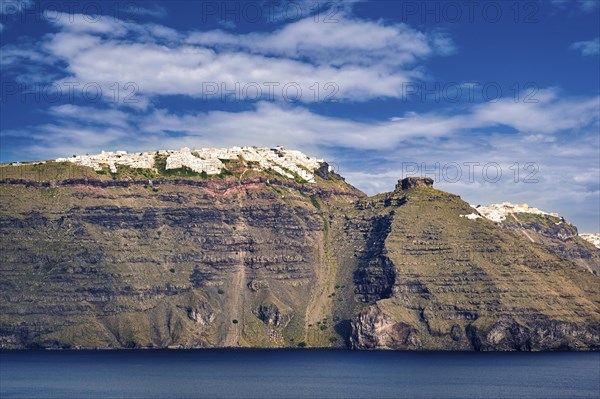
1, 160, 598, 349
0, 160, 364, 348
367, 185, 600, 349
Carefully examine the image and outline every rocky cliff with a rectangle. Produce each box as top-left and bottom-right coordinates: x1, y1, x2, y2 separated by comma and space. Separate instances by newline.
346, 181, 599, 351
0, 158, 598, 350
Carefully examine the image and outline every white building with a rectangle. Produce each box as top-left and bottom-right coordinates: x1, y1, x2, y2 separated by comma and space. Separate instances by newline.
55, 146, 324, 182
473, 202, 560, 223
580, 233, 600, 249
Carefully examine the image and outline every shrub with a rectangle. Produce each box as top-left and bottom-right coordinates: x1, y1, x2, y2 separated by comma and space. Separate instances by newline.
309, 194, 320, 209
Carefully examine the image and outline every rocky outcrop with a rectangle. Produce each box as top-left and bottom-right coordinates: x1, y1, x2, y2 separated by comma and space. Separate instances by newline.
247, 279, 269, 292
352, 312, 600, 351
395, 177, 433, 191
466, 319, 600, 351
186, 303, 215, 327
350, 305, 421, 349
315, 162, 331, 180
255, 304, 293, 328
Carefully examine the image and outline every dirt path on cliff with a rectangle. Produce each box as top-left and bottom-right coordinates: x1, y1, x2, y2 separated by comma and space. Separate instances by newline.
224, 263, 245, 347
224, 194, 248, 347
303, 233, 336, 344
511, 213, 536, 243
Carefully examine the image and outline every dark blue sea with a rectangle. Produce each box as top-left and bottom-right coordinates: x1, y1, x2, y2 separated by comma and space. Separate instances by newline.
1, 350, 598, 399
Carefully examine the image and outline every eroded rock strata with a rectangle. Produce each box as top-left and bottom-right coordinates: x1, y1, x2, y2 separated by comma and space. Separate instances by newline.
0, 160, 598, 350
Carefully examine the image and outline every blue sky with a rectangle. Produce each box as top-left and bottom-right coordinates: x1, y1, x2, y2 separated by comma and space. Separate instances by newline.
1, 0, 599, 232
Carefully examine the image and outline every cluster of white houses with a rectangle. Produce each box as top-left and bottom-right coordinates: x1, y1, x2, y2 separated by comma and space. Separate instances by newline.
56, 151, 154, 174
472, 202, 560, 223
580, 234, 600, 249
163, 149, 223, 175
56, 146, 323, 182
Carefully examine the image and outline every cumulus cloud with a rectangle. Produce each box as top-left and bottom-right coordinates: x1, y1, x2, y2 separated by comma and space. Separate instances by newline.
570, 37, 600, 56
186, 15, 450, 67
2, 12, 453, 103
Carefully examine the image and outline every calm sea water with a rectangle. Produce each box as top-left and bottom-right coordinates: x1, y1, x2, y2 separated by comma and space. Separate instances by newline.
0, 350, 598, 399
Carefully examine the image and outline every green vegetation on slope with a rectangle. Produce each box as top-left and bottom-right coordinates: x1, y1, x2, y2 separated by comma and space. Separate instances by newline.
0, 166, 598, 350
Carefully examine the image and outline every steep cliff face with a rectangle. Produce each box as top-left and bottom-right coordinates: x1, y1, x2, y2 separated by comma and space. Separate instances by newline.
0, 161, 598, 350
347, 180, 600, 351
0, 162, 363, 349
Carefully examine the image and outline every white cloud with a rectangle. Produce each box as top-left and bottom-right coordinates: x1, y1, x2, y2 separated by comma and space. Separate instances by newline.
8, 89, 597, 159
122, 4, 167, 19
0, 45, 52, 66
2, 12, 453, 103
48, 104, 131, 128
467, 90, 599, 133
42, 11, 128, 35
570, 37, 600, 56
43, 12, 180, 41
186, 14, 450, 67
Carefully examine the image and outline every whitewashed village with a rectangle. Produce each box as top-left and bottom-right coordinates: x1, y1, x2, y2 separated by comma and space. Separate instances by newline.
580, 233, 600, 248
460, 202, 559, 223
468, 202, 560, 223
56, 146, 323, 183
